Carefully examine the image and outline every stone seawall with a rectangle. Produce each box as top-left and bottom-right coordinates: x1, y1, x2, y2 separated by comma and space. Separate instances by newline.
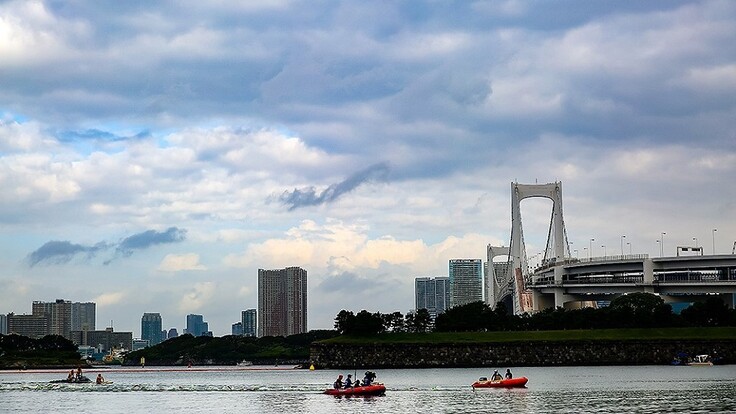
310, 340, 735, 368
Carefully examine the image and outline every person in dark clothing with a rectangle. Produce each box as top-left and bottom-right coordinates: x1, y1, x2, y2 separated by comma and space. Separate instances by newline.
363, 371, 376, 386
505, 369, 513, 379
344, 374, 354, 388
491, 370, 503, 381
333, 374, 343, 389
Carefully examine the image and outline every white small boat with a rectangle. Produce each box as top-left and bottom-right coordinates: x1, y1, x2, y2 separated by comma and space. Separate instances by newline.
688, 355, 713, 366
236, 360, 253, 367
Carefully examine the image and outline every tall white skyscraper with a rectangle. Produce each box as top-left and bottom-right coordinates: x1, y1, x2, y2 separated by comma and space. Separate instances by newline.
449, 259, 483, 307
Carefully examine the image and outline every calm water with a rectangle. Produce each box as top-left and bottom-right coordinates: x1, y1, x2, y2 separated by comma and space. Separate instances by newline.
1, 365, 734, 413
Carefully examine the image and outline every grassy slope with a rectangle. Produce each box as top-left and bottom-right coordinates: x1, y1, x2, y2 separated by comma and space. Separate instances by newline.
319, 327, 736, 344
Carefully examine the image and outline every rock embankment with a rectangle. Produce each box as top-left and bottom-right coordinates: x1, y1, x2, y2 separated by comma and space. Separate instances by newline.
310, 340, 734, 368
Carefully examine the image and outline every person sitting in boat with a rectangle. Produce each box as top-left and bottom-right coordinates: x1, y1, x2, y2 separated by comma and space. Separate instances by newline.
76, 367, 83, 380
363, 371, 376, 386
67, 370, 75, 382
333, 374, 343, 389
96, 374, 105, 384
505, 369, 513, 379
344, 374, 354, 388
491, 370, 503, 381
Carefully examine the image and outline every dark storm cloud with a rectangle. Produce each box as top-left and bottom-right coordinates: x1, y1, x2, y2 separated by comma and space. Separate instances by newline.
279, 162, 390, 211
27, 240, 107, 267
115, 227, 187, 257
27, 227, 187, 267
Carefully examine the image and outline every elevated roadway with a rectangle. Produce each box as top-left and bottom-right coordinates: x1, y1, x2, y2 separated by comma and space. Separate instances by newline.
530, 254, 736, 310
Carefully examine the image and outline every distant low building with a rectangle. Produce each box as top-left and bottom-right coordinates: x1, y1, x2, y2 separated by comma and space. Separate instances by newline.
78, 345, 95, 359
71, 327, 132, 352
232, 322, 243, 336
7, 313, 50, 338
167, 328, 178, 339
132, 339, 149, 351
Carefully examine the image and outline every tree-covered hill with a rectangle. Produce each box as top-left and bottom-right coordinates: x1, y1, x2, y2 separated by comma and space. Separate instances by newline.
0, 334, 82, 369
123, 330, 338, 366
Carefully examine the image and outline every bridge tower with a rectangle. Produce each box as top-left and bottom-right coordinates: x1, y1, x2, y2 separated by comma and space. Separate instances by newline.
509, 182, 570, 314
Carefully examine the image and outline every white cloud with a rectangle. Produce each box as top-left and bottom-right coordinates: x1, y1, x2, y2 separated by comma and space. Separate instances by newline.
94, 291, 127, 307
225, 219, 493, 277
157, 253, 206, 272
178, 282, 215, 313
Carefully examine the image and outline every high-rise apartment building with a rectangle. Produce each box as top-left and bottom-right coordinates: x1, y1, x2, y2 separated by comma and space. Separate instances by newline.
258, 267, 307, 337
32, 299, 72, 338
449, 259, 483, 308
415, 276, 450, 318
26, 299, 96, 340
0, 314, 7, 335
141, 313, 163, 346
242, 309, 257, 337
71, 302, 96, 332
185, 314, 209, 337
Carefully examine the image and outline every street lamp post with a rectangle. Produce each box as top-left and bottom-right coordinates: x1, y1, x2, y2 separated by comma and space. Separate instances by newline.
584, 247, 588, 260
621, 235, 626, 256
693, 237, 698, 248
627, 242, 632, 255
590, 238, 595, 259
712, 229, 717, 255
656, 240, 661, 257
660, 232, 666, 257
602, 245, 606, 257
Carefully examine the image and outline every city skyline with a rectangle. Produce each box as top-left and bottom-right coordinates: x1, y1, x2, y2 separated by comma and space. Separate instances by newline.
1, 1, 735, 335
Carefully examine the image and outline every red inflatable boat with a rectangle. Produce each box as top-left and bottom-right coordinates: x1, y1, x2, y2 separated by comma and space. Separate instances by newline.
324, 384, 386, 396
472, 377, 528, 388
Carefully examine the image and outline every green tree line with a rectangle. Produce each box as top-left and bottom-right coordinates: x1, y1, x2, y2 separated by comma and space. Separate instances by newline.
123, 330, 338, 366
334, 293, 736, 335
0, 334, 81, 368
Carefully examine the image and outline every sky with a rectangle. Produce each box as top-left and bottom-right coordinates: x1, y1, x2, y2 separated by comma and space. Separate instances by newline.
1, 0, 735, 337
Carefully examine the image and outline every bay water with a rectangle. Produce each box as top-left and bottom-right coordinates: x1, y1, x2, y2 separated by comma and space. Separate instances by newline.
1, 365, 734, 413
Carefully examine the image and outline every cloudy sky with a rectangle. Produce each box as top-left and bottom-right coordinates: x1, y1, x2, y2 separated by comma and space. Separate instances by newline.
1, 0, 735, 337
